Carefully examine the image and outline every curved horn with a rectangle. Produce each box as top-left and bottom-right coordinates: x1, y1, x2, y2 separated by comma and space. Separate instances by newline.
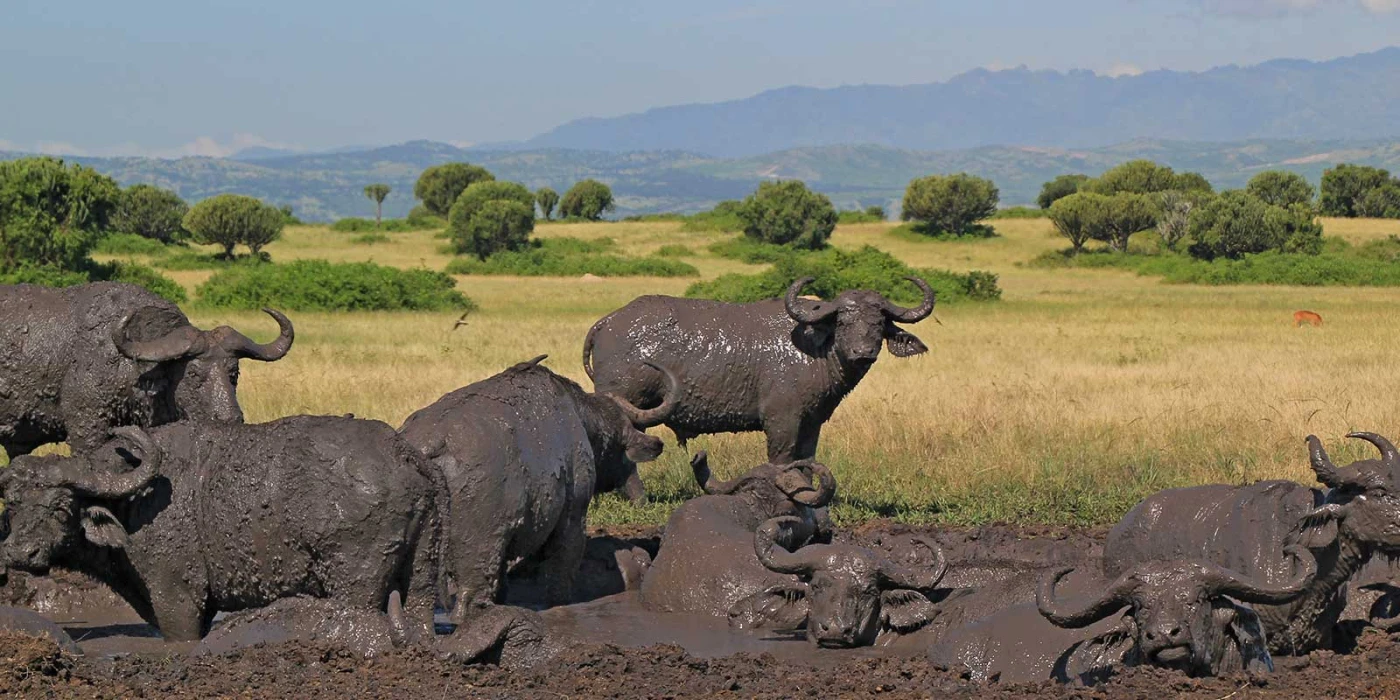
880, 277, 936, 324
691, 451, 740, 495
610, 361, 680, 429
1307, 435, 1343, 489
61, 427, 161, 499
112, 313, 203, 362
784, 277, 839, 325
754, 516, 822, 576
1201, 546, 1316, 604
219, 308, 295, 361
877, 537, 948, 591
782, 461, 836, 508
1038, 567, 1137, 629
1348, 432, 1400, 469
524, 354, 548, 366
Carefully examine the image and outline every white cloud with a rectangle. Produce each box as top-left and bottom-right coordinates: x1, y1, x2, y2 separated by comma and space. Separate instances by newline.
1101, 63, 1145, 77
1198, 0, 1399, 15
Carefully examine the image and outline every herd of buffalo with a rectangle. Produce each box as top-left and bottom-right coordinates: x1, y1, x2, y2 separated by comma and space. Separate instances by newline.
1, 277, 1397, 685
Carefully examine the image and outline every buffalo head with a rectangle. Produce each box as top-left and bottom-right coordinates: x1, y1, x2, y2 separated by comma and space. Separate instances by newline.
784, 276, 935, 365
0, 428, 161, 574
691, 452, 836, 509
570, 355, 679, 504
112, 307, 294, 423
1302, 432, 1400, 556
736, 516, 947, 647
1038, 547, 1315, 676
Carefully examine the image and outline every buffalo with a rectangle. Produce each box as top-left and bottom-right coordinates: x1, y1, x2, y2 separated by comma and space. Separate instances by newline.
1103, 431, 1400, 654
0, 417, 439, 642
0, 282, 292, 458
928, 551, 1315, 684
736, 515, 949, 648
583, 276, 935, 463
398, 355, 678, 621
639, 453, 834, 618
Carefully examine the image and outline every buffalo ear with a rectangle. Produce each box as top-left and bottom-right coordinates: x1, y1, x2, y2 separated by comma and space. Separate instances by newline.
81, 506, 129, 549
728, 583, 809, 631
879, 589, 938, 635
1226, 605, 1274, 675
884, 325, 928, 358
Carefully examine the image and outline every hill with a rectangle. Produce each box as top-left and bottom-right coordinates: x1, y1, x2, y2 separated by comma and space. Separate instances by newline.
522, 48, 1400, 158
4, 139, 1400, 221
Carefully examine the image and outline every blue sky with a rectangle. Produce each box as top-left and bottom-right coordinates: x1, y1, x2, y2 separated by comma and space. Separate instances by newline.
2, 0, 1397, 157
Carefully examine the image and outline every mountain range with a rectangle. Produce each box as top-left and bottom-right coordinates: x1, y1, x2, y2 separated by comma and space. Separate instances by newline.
5, 138, 1398, 222
519, 48, 1400, 158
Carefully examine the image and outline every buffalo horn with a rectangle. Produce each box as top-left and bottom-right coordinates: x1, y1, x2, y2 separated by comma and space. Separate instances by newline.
112, 313, 203, 362
217, 308, 295, 361
782, 460, 836, 508
784, 277, 839, 325
755, 516, 820, 576
611, 361, 680, 428
880, 277, 936, 324
877, 537, 948, 591
1038, 567, 1137, 628
62, 427, 161, 499
1347, 432, 1400, 470
1201, 545, 1316, 604
691, 451, 739, 495
1306, 435, 1343, 489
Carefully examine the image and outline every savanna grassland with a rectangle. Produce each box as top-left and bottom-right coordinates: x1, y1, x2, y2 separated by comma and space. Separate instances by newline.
85, 216, 1400, 527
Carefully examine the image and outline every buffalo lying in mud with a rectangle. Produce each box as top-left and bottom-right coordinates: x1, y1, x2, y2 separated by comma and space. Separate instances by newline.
639, 452, 834, 618
584, 276, 935, 463
928, 550, 1315, 684
1104, 431, 1400, 654
0, 282, 293, 458
399, 355, 678, 620
736, 515, 950, 648
0, 417, 438, 642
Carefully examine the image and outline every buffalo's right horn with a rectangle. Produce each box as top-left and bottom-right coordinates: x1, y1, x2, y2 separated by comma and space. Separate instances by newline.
781, 460, 836, 508
877, 537, 948, 591
784, 277, 839, 325
1038, 568, 1137, 629
217, 308, 295, 361
1201, 545, 1316, 604
880, 277, 936, 324
755, 516, 821, 576
610, 361, 680, 429
692, 451, 740, 495
61, 427, 161, 499
1348, 432, 1400, 470
1307, 435, 1343, 489
112, 314, 204, 362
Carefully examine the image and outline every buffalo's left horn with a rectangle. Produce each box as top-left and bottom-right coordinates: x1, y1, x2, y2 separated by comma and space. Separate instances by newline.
217, 308, 295, 361
784, 277, 840, 325
1306, 435, 1343, 489
1201, 545, 1316, 604
611, 361, 680, 428
1348, 432, 1400, 470
61, 427, 161, 499
1038, 567, 1137, 628
877, 537, 948, 591
692, 451, 740, 495
755, 516, 821, 576
880, 277, 936, 324
783, 460, 836, 508
112, 313, 204, 362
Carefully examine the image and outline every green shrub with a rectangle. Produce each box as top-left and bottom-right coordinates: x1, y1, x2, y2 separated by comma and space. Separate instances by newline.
989, 206, 1048, 219
1037, 174, 1090, 209
901, 173, 999, 236
197, 259, 473, 311
407, 205, 445, 229
1357, 182, 1400, 219
444, 237, 698, 277
1320, 164, 1392, 217
685, 245, 1000, 305
449, 199, 535, 260
536, 187, 559, 221
1082, 160, 1212, 196
350, 232, 391, 245
1029, 242, 1400, 287
1092, 193, 1158, 252
622, 213, 687, 223
679, 201, 744, 232
331, 217, 435, 233
93, 232, 171, 256
113, 184, 188, 243
154, 250, 267, 271
707, 236, 791, 263
738, 180, 837, 250
278, 205, 303, 226
886, 222, 998, 242
837, 209, 885, 224
0, 261, 186, 304
655, 244, 695, 257
0, 156, 121, 271
1187, 190, 1321, 260
451, 181, 536, 224
184, 194, 284, 259
0, 264, 92, 288
1246, 171, 1315, 209
558, 179, 615, 221
1047, 192, 1108, 253
414, 163, 494, 218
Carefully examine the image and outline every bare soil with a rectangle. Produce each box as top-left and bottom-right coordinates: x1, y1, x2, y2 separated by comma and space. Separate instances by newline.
3, 523, 1399, 699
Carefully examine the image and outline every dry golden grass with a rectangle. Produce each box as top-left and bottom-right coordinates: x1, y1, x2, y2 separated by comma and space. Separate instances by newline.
59, 216, 1400, 525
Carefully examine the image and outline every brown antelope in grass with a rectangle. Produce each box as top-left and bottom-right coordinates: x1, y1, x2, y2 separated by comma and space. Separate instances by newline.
1294, 310, 1323, 327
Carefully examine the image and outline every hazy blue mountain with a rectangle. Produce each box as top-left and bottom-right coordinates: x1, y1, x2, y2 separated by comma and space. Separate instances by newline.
4, 138, 1399, 221
523, 48, 1400, 158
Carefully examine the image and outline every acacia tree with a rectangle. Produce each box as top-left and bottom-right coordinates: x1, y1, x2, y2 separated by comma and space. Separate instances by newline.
451, 181, 536, 224
1037, 174, 1089, 209
450, 200, 535, 260
363, 184, 391, 228
1246, 171, 1314, 209
1091, 193, 1157, 252
414, 163, 495, 217
535, 187, 559, 221
183, 194, 285, 259
558, 179, 615, 220
113, 184, 189, 243
901, 173, 999, 236
1320, 164, 1392, 217
737, 180, 837, 250
1154, 190, 1199, 252
1188, 190, 1322, 259
0, 156, 121, 270
1083, 160, 1212, 196
1047, 192, 1111, 253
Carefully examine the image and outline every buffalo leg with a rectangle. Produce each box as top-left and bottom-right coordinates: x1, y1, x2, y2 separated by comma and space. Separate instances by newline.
792, 423, 822, 462
448, 538, 510, 625
532, 501, 588, 607
762, 414, 804, 464
150, 591, 212, 642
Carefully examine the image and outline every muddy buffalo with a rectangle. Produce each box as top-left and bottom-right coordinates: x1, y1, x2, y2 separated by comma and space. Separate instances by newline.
0, 417, 438, 642
736, 515, 949, 647
1104, 432, 1400, 654
639, 452, 833, 619
398, 355, 677, 621
584, 276, 935, 463
0, 282, 293, 458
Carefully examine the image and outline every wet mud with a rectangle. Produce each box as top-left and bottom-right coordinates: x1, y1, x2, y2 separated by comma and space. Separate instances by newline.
4, 524, 1400, 698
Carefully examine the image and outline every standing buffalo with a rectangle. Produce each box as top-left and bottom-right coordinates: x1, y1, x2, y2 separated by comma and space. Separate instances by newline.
398, 355, 677, 621
0, 282, 293, 458
640, 452, 835, 618
583, 276, 935, 463
0, 417, 438, 642
1103, 432, 1400, 654
735, 515, 949, 648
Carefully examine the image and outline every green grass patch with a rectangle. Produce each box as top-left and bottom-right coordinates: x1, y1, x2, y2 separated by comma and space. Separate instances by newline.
685, 245, 1001, 305
887, 222, 999, 242
655, 244, 696, 257
444, 237, 700, 278
621, 213, 687, 223
330, 217, 440, 233
93, 233, 172, 256
196, 259, 474, 311
679, 207, 744, 233
837, 210, 885, 224
350, 232, 392, 245
0, 261, 186, 304
707, 237, 792, 264
989, 206, 1048, 219
153, 250, 269, 271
